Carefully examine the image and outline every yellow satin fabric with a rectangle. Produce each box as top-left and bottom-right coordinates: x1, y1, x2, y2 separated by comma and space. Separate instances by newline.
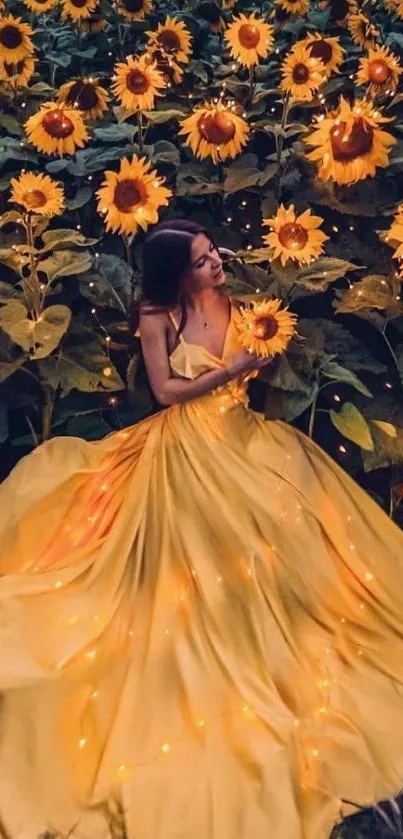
1, 300, 403, 839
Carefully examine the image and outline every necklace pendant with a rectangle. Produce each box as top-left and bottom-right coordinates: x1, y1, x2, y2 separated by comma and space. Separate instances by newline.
203, 321, 209, 329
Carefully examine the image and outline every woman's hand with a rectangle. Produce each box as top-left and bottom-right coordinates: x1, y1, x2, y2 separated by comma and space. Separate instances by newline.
225, 349, 273, 379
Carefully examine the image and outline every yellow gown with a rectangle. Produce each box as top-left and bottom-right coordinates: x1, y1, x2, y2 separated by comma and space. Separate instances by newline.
1, 299, 403, 839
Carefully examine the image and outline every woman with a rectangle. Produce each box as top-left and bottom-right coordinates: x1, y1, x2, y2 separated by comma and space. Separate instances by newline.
0, 218, 403, 839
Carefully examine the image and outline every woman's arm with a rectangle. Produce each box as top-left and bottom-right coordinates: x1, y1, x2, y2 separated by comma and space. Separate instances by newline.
139, 310, 233, 406
139, 310, 269, 407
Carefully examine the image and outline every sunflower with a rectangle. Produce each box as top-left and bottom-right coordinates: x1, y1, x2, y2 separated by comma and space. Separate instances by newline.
23, 0, 58, 13
224, 13, 274, 68
356, 45, 402, 95
61, 0, 98, 22
116, 0, 152, 21
305, 96, 396, 185
300, 33, 344, 76
0, 54, 35, 88
146, 45, 183, 85
348, 13, 379, 48
25, 101, 89, 156
146, 16, 192, 66
179, 100, 249, 163
280, 44, 325, 101
386, 0, 403, 17
237, 298, 298, 358
79, 11, 107, 31
112, 54, 166, 113
10, 171, 64, 217
58, 77, 109, 120
96, 155, 172, 236
274, 0, 309, 16
262, 204, 328, 266
0, 15, 34, 63
385, 207, 403, 261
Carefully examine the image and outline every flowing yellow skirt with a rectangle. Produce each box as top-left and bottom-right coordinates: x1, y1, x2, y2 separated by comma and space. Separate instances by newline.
0, 396, 403, 839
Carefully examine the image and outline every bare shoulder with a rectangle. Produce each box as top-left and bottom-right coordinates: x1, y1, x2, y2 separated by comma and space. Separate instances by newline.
139, 302, 169, 336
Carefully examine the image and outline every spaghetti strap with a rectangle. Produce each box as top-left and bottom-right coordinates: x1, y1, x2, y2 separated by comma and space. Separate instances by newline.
168, 309, 181, 334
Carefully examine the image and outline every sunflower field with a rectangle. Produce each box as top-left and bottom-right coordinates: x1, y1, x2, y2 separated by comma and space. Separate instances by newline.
0, 0, 403, 530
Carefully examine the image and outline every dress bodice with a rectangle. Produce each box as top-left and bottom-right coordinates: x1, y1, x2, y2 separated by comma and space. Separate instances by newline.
168, 300, 252, 411
168, 299, 238, 379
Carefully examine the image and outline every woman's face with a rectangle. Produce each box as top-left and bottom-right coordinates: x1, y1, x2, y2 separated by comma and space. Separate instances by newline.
183, 233, 225, 293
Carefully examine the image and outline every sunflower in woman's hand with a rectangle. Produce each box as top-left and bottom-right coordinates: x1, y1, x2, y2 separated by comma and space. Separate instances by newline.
236, 299, 298, 358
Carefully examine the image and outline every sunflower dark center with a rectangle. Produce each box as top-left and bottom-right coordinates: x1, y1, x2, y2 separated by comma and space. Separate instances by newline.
42, 109, 74, 139
66, 80, 98, 109
123, 0, 143, 10
4, 59, 24, 76
0, 25, 23, 49
238, 23, 260, 49
368, 59, 391, 84
308, 39, 333, 65
197, 112, 236, 145
71, 0, 88, 8
126, 68, 149, 94
22, 189, 47, 209
330, 118, 374, 162
157, 29, 180, 53
278, 222, 308, 250
253, 316, 279, 340
292, 62, 310, 84
114, 179, 143, 213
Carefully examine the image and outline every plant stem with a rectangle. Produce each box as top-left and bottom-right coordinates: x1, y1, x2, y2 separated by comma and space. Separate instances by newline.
42, 389, 54, 442
117, 22, 125, 61
308, 390, 319, 438
248, 66, 255, 102
380, 321, 403, 385
137, 111, 144, 153
275, 92, 291, 201
25, 414, 39, 447
24, 215, 41, 319
123, 235, 133, 270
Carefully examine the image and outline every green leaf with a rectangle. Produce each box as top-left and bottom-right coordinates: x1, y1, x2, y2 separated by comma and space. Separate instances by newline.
321, 362, 373, 397
0, 210, 24, 228
0, 114, 22, 137
224, 161, 277, 194
0, 247, 28, 273
45, 159, 70, 174
264, 385, 318, 422
38, 330, 125, 396
334, 274, 403, 318
67, 145, 128, 176
330, 403, 374, 451
80, 253, 133, 311
94, 123, 137, 143
66, 186, 93, 210
40, 228, 98, 251
38, 249, 93, 280
142, 108, 187, 124
0, 301, 71, 359
298, 319, 387, 374
152, 140, 180, 165
0, 280, 22, 303
371, 420, 397, 438
362, 422, 403, 471
296, 257, 360, 288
